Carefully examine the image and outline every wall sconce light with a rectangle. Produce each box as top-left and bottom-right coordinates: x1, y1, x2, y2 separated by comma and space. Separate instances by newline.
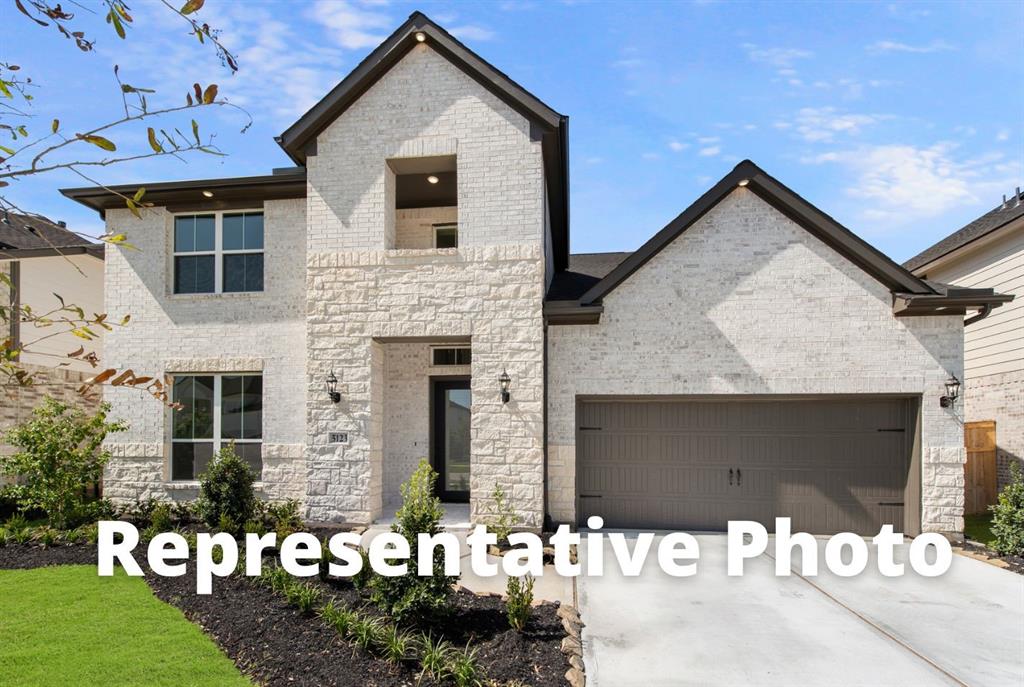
499, 369, 511, 404
939, 374, 961, 408
325, 371, 340, 404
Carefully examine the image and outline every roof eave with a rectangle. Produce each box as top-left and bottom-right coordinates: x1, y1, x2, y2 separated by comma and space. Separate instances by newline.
892, 291, 1015, 317
543, 300, 603, 325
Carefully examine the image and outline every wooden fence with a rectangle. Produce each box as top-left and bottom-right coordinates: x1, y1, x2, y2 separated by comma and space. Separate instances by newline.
964, 420, 998, 515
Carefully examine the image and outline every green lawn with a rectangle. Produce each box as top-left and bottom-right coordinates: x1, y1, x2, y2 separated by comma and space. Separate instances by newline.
964, 513, 996, 547
0, 566, 251, 687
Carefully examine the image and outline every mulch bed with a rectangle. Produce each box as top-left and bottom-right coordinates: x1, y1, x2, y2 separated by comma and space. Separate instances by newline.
960, 540, 1024, 575
0, 541, 573, 686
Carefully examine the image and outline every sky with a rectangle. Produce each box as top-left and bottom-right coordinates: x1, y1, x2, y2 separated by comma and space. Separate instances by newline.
3, 0, 1022, 263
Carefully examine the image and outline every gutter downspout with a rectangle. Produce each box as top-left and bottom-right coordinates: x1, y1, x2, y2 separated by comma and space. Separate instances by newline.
542, 322, 550, 531
964, 304, 993, 326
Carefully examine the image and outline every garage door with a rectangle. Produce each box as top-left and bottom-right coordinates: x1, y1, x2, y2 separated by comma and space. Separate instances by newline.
577, 397, 917, 535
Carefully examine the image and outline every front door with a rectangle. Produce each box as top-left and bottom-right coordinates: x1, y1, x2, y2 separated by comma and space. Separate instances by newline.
432, 378, 471, 502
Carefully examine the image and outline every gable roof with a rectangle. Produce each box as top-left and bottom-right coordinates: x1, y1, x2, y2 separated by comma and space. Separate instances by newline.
0, 211, 102, 259
903, 191, 1024, 273
276, 11, 570, 269
575, 160, 936, 306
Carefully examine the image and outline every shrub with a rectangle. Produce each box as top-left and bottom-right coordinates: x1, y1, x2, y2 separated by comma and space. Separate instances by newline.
505, 574, 534, 632
319, 538, 332, 581
150, 503, 173, 532
265, 499, 302, 536
197, 444, 256, 529
381, 626, 416, 664
0, 399, 127, 529
367, 459, 454, 622
991, 462, 1024, 556
448, 644, 484, 687
417, 632, 453, 682
285, 581, 322, 615
351, 616, 386, 652
35, 526, 59, 548
488, 485, 517, 546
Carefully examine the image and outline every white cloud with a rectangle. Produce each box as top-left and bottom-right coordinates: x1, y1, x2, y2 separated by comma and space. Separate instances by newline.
611, 58, 646, 68
668, 140, 688, 152
866, 40, 955, 54
642, 152, 662, 160
698, 146, 721, 157
308, 0, 392, 50
996, 129, 1010, 142
788, 107, 886, 142
450, 25, 496, 42
697, 136, 720, 144
584, 156, 604, 165
742, 44, 813, 69
804, 143, 1017, 223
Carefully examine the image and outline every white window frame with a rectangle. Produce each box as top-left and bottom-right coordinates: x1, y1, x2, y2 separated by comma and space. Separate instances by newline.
432, 222, 458, 249
169, 372, 263, 481
172, 209, 264, 294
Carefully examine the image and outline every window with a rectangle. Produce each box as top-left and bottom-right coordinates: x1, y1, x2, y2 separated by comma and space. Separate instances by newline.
171, 374, 262, 480
432, 346, 471, 366
433, 223, 458, 249
173, 211, 263, 294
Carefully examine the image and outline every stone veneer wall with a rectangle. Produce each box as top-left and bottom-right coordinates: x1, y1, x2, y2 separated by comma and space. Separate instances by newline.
304, 44, 547, 526
966, 369, 1024, 490
97, 198, 308, 505
547, 189, 966, 533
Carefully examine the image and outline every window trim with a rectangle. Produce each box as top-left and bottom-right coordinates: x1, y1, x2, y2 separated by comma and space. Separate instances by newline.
432, 222, 458, 249
172, 209, 264, 295
430, 345, 471, 366
169, 372, 263, 481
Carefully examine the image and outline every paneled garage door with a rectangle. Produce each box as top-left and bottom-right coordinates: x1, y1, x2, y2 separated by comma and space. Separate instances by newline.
577, 397, 918, 535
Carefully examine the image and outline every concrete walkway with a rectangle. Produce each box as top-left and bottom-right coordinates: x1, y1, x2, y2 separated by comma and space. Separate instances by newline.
578, 533, 1024, 687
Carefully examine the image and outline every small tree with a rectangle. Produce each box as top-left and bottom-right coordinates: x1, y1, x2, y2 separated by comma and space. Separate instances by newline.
0, 397, 127, 529
368, 459, 454, 622
990, 462, 1024, 557
505, 574, 534, 632
197, 443, 256, 532
488, 484, 517, 546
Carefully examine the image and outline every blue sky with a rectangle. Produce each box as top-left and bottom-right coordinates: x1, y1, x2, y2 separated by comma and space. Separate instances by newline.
4, 0, 1022, 262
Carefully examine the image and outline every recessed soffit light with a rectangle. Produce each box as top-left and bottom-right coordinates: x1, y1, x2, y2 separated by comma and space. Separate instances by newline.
202, 190, 215, 198
414, 31, 427, 43
427, 175, 439, 184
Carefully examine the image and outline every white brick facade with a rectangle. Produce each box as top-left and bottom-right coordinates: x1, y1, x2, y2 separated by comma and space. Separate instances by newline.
100, 198, 307, 505
547, 189, 966, 533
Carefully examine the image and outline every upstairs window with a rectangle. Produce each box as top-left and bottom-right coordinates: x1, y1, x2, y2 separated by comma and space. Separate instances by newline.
432, 346, 471, 366
433, 223, 458, 249
173, 211, 264, 294
171, 374, 263, 480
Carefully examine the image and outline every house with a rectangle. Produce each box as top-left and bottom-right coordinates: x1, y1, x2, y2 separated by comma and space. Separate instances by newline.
904, 190, 1023, 490
0, 212, 105, 464
61, 12, 1011, 536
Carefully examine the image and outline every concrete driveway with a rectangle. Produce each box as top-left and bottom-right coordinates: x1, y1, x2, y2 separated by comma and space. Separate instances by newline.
578, 533, 1023, 687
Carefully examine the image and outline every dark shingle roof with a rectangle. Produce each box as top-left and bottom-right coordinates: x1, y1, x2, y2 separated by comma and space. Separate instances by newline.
903, 194, 1024, 273
547, 252, 632, 300
0, 212, 97, 251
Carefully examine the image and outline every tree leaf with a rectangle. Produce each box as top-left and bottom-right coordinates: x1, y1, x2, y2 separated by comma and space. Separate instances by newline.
191, 119, 200, 145
202, 84, 218, 104
198, 146, 226, 156
80, 134, 116, 151
0, 80, 11, 99
146, 127, 163, 153
0, 145, 14, 156
125, 199, 141, 219
51, 118, 59, 133
133, 187, 146, 202
186, 92, 194, 107
110, 370, 135, 386
108, 9, 126, 39
87, 369, 117, 385
193, 83, 202, 102
14, 0, 49, 26
67, 346, 85, 358
120, 314, 131, 325
181, 0, 205, 15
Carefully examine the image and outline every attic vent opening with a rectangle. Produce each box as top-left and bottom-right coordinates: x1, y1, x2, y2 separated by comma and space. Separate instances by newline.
432, 346, 471, 366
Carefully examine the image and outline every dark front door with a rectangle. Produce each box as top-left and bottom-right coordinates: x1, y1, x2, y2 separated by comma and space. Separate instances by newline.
432, 379, 471, 502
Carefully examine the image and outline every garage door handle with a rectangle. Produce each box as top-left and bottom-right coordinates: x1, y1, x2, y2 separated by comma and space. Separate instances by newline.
729, 468, 733, 485
580, 494, 602, 499
877, 502, 904, 506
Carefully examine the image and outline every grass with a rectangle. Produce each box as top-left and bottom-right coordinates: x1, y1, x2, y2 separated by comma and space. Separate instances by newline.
0, 565, 251, 687
964, 513, 996, 547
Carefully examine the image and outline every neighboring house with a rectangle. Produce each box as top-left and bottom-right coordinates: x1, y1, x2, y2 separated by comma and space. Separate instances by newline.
905, 191, 1024, 489
62, 13, 1010, 535
0, 212, 105, 468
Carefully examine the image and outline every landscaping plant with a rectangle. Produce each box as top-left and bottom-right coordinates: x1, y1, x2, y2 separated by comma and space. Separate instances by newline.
196, 444, 257, 530
418, 633, 454, 683
990, 462, 1024, 557
0, 398, 127, 529
505, 574, 535, 632
449, 644, 485, 687
488, 484, 518, 546
367, 459, 455, 622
